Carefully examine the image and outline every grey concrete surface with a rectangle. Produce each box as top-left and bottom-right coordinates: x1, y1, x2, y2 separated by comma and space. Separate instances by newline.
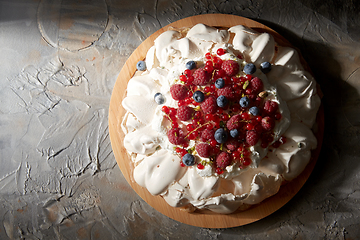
0, 0, 359, 239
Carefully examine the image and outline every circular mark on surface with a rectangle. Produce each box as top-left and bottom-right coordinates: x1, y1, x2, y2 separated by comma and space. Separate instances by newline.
342, 67, 360, 126
37, 0, 108, 51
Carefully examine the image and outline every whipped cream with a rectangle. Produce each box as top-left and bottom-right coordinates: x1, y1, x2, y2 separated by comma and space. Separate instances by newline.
121, 24, 320, 213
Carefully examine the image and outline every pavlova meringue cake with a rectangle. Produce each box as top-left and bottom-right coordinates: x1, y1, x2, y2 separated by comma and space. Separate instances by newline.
120, 23, 321, 214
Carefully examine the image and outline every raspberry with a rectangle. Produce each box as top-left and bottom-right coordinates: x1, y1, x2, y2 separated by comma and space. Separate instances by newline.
176, 106, 194, 121
246, 130, 260, 146
196, 143, 212, 158
263, 100, 278, 115
249, 77, 263, 93
170, 84, 188, 100
200, 128, 215, 142
167, 128, 186, 145
221, 60, 239, 77
261, 116, 275, 131
225, 139, 239, 151
201, 96, 217, 114
226, 114, 242, 130
193, 68, 211, 86
216, 86, 235, 99
216, 152, 232, 169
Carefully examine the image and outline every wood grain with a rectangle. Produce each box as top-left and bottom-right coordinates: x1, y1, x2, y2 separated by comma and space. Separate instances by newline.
108, 14, 324, 228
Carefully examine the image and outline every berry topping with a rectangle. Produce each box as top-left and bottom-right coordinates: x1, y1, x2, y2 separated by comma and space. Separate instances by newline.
136, 60, 146, 71
261, 116, 275, 131
193, 90, 205, 103
216, 152, 232, 169
263, 100, 279, 115
260, 61, 272, 74
196, 143, 212, 158
177, 106, 194, 121
193, 68, 211, 85
239, 96, 250, 108
230, 129, 239, 138
249, 77, 264, 93
226, 114, 242, 130
168, 128, 186, 145
243, 63, 256, 74
221, 60, 239, 76
160, 51, 284, 173
214, 128, 229, 144
217, 95, 228, 108
246, 130, 260, 146
249, 106, 260, 116
170, 84, 188, 100
201, 96, 217, 114
215, 78, 225, 89
182, 153, 195, 166
154, 92, 165, 105
186, 60, 196, 70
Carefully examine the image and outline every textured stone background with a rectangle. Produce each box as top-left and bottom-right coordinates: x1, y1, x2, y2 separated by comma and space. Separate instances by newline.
0, 0, 359, 239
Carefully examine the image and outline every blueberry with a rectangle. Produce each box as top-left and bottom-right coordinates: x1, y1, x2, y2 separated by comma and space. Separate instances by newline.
249, 106, 260, 116
193, 90, 205, 103
243, 63, 256, 74
230, 129, 239, 138
239, 96, 250, 108
185, 60, 196, 70
136, 60, 146, 71
182, 153, 195, 166
260, 61, 272, 74
215, 78, 225, 89
214, 128, 228, 144
217, 95, 228, 108
154, 92, 165, 105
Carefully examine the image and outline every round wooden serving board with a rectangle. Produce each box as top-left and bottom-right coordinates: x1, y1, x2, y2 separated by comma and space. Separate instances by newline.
109, 14, 324, 228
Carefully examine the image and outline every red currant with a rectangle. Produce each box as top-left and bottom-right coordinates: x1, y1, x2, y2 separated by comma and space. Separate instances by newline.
171, 121, 178, 128
210, 139, 217, 147
246, 123, 254, 130
187, 76, 194, 84
186, 124, 195, 131
179, 74, 186, 82
162, 106, 169, 114
215, 69, 226, 78
216, 48, 226, 56
242, 157, 251, 166
241, 112, 250, 120
205, 114, 213, 121
204, 65, 214, 73
188, 132, 198, 140
275, 113, 282, 120
194, 111, 202, 119
232, 151, 240, 159
184, 69, 191, 76
215, 168, 224, 175
245, 74, 252, 80
221, 113, 230, 121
